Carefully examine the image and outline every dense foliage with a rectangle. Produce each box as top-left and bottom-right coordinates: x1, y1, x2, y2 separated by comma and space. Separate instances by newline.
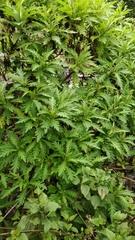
123, 0, 135, 17
0, 0, 135, 239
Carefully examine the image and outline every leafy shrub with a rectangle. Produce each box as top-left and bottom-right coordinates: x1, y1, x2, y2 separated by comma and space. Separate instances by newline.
0, 0, 135, 239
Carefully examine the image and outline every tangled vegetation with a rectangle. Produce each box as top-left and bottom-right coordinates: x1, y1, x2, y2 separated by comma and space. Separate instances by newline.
0, 0, 135, 239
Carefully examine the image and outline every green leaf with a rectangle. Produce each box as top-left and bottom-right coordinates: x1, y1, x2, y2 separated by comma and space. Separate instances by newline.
61, 211, 69, 220
109, 139, 122, 154
45, 202, 61, 213
1, 185, 18, 199
12, 156, 20, 173
51, 36, 61, 44
91, 195, 100, 209
69, 214, 77, 221
58, 161, 67, 176
18, 150, 26, 162
12, 211, 20, 221
0, 216, 3, 223
98, 186, 109, 200
72, 177, 80, 185
7, 131, 19, 147
18, 215, 29, 230
113, 211, 127, 221
16, 233, 28, 240
103, 228, 116, 240
24, 121, 33, 133
50, 119, 60, 131
1, 173, 7, 188
81, 184, 90, 199
34, 187, 42, 195
24, 202, 39, 214
0, 144, 16, 158
11, 228, 22, 237
51, 220, 59, 230
71, 226, 78, 234
91, 215, 105, 226
12, 32, 23, 44
30, 217, 40, 225
42, 164, 48, 181
32, 63, 40, 71
39, 192, 48, 206
36, 127, 44, 142
33, 100, 42, 111
43, 218, 51, 233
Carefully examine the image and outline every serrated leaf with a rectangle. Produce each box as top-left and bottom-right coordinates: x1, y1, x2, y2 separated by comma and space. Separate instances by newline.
17, 116, 30, 124
50, 119, 60, 131
114, 72, 123, 88
58, 161, 67, 176
12, 156, 20, 173
18, 150, 26, 162
110, 139, 122, 154
36, 127, 44, 142
43, 36, 51, 45
1, 185, 18, 199
42, 164, 48, 181
56, 112, 69, 118
59, 118, 75, 127
51, 36, 61, 44
1, 173, 7, 188
32, 63, 40, 71
7, 131, 18, 147
24, 121, 33, 133
66, 166, 75, 181
33, 100, 42, 111
26, 141, 36, 153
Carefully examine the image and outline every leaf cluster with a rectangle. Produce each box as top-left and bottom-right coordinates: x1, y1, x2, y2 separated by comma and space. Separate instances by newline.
0, 0, 135, 239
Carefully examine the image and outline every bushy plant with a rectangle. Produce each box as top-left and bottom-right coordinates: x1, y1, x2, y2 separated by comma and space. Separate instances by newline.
0, 0, 135, 239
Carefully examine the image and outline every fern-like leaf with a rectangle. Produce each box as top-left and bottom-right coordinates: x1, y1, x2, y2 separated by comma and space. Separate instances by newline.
36, 127, 44, 142
58, 161, 67, 176
18, 150, 26, 162
42, 165, 49, 181
1, 173, 7, 188
0, 143, 16, 158
65, 166, 75, 182
108, 203, 116, 222
12, 156, 20, 173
